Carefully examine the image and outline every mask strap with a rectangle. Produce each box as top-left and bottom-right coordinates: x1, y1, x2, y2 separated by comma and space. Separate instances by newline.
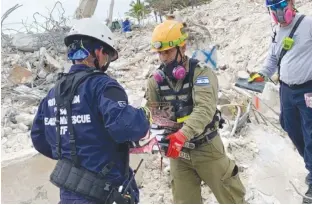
176, 46, 184, 65
80, 40, 90, 56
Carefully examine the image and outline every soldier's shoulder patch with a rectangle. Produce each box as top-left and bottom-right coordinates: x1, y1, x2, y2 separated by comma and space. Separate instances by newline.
195, 76, 210, 86
117, 101, 127, 107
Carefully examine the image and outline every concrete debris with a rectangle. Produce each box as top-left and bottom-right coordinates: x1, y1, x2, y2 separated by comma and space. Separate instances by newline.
258, 82, 280, 116
11, 30, 69, 53
8, 65, 33, 84
39, 47, 63, 71
15, 113, 35, 126
12, 33, 42, 52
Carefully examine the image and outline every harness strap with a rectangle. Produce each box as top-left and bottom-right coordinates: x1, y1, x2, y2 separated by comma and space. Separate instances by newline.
55, 104, 62, 159
277, 15, 305, 78
54, 68, 107, 167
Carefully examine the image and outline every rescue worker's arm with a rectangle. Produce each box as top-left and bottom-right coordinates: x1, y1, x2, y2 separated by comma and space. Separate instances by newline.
31, 98, 54, 159
145, 77, 161, 104
98, 81, 149, 143
180, 66, 219, 140
259, 43, 278, 78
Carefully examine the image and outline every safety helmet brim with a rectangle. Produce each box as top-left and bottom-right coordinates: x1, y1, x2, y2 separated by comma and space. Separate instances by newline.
65, 18, 118, 62
64, 34, 118, 62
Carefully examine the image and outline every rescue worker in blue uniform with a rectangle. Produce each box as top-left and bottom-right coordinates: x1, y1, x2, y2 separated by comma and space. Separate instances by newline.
30, 18, 151, 204
249, 0, 312, 203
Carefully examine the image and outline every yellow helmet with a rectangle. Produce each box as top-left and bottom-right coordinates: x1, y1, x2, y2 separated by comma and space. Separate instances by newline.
151, 20, 188, 52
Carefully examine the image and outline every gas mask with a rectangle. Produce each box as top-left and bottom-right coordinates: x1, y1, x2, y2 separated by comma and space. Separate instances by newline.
271, 8, 295, 24
269, 0, 295, 24
153, 47, 186, 84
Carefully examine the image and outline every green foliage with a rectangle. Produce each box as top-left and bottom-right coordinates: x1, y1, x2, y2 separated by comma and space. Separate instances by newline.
145, 0, 212, 14
126, 0, 150, 24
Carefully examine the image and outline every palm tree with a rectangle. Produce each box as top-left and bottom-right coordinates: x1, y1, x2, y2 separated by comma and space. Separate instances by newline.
126, 0, 149, 24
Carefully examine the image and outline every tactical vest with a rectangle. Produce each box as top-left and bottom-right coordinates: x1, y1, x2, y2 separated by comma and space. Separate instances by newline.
50, 68, 134, 204
157, 59, 198, 119
157, 58, 224, 138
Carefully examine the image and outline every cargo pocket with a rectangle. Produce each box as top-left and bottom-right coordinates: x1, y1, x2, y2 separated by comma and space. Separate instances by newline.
209, 135, 225, 159
211, 135, 225, 153
194, 135, 225, 161
221, 160, 246, 204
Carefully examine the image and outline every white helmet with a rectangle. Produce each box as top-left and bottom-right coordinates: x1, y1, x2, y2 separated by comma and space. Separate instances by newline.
64, 18, 118, 61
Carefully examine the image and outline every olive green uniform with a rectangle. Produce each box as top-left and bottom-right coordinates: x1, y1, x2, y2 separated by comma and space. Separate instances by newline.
145, 59, 246, 204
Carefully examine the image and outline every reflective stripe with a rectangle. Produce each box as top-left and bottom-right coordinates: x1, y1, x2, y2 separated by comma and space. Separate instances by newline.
163, 94, 188, 101
177, 94, 188, 100
177, 115, 190, 123
183, 83, 190, 88
164, 95, 176, 101
160, 85, 171, 90
160, 83, 189, 91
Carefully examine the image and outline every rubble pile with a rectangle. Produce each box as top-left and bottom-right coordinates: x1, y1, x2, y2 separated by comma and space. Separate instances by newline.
1, 34, 67, 161
0, 24, 161, 162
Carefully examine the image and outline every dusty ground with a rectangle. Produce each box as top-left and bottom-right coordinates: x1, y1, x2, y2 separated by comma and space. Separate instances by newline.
1, 154, 145, 204
1, 124, 309, 204
1, 155, 58, 204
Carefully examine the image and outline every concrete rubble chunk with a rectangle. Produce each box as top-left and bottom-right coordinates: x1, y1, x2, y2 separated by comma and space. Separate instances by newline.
44, 50, 63, 70
12, 33, 41, 52
15, 113, 35, 126
3, 127, 13, 137
38, 69, 48, 79
17, 123, 29, 132
8, 65, 33, 84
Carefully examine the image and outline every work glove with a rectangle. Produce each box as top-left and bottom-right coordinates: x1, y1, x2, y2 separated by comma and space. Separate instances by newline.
166, 130, 187, 159
248, 72, 265, 83
140, 106, 152, 125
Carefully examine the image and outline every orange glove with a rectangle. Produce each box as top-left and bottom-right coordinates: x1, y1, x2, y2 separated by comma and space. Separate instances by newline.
248, 72, 265, 83
166, 130, 187, 159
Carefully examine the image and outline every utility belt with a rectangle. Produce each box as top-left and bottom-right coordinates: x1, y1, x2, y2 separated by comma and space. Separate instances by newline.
182, 129, 218, 149
50, 159, 134, 204
176, 109, 223, 160
190, 129, 218, 147
178, 109, 223, 150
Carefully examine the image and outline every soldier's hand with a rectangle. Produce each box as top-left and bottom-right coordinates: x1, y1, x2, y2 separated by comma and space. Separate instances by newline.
248, 72, 265, 83
166, 130, 187, 159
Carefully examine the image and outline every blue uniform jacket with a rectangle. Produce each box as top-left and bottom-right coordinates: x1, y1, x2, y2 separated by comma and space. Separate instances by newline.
30, 64, 149, 202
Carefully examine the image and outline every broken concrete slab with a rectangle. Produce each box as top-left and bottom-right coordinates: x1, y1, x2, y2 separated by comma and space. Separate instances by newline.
8, 65, 33, 84
38, 47, 63, 71
12, 33, 41, 52
15, 113, 35, 126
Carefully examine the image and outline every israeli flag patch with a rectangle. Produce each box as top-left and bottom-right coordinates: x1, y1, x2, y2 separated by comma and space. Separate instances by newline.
195, 77, 210, 86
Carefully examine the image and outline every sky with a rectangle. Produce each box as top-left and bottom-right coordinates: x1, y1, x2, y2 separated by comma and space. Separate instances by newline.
1, 0, 132, 33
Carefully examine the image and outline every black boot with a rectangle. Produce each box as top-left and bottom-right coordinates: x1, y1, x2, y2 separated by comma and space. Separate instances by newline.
303, 184, 312, 204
